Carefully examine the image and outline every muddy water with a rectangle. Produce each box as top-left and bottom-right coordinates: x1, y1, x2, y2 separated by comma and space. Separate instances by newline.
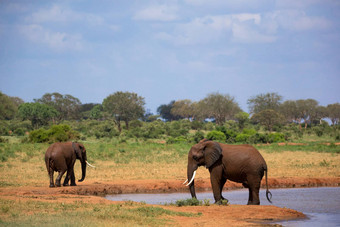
106, 187, 340, 227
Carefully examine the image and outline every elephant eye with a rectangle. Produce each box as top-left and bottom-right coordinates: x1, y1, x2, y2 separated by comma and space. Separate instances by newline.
193, 155, 199, 161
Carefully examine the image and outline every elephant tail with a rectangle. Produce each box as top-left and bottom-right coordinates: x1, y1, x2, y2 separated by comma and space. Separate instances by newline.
264, 167, 272, 203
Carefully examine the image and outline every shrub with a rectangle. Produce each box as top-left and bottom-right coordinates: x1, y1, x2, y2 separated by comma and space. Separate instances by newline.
166, 136, 187, 144
29, 124, 80, 143
13, 128, 25, 136
0, 137, 9, 143
313, 126, 324, 137
175, 198, 201, 207
191, 131, 204, 143
206, 130, 226, 142
267, 133, 285, 143
191, 120, 204, 130
248, 133, 268, 144
242, 128, 257, 136
235, 133, 250, 143
225, 129, 239, 143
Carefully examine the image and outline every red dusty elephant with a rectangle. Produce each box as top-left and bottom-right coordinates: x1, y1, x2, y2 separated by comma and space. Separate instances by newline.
45, 142, 95, 187
184, 139, 272, 205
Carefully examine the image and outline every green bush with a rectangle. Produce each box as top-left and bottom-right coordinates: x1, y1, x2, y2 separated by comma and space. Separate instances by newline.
206, 130, 226, 142
313, 126, 324, 137
267, 133, 285, 143
166, 136, 187, 144
242, 128, 257, 136
175, 198, 201, 207
225, 129, 238, 143
29, 124, 80, 143
191, 131, 204, 143
248, 133, 268, 144
0, 137, 9, 143
235, 133, 250, 143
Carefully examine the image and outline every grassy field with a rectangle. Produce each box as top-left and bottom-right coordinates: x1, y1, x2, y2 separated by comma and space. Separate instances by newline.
0, 138, 339, 186
0, 137, 339, 226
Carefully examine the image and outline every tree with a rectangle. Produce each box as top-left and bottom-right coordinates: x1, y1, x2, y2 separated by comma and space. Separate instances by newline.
0, 92, 17, 120
80, 103, 99, 119
157, 101, 181, 121
199, 93, 241, 125
248, 92, 282, 115
102, 91, 145, 132
327, 103, 340, 125
90, 105, 103, 120
18, 103, 59, 128
296, 99, 319, 129
171, 99, 195, 119
235, 112, 249, 130
280, 100, 299, 123
251, 109, 284, 132
35, 93, 81, 121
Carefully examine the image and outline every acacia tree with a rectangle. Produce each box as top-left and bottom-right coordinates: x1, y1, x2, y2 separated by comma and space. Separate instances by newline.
18, 103, 59, 128
296, 99, 319, 129
171, 99, 195, 119
102, 91, 145, 132
251, 109, 284, 132
35, 93, 81, 121
199, 93, 241, 125
235, 112, 250, 130
157, 101, 181, 121
280, 100, 299, 123
247, 92, 282, 114
0, 92, 17, 120
327, 103, 340, 125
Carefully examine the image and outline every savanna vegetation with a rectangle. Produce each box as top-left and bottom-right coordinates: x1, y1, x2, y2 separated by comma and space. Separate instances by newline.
0, 90, 339, 226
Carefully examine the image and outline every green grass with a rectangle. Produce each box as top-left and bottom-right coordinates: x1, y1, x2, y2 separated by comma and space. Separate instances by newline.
256, 143, 340, 154
0, 198, 199, 226
84, 141, 191, 164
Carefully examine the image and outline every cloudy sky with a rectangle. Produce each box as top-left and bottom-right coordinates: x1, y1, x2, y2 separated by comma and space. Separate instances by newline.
1, 0, 339, 113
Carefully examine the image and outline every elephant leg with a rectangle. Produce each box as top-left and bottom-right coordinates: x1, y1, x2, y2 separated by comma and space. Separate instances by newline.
247, 176, 261, 205
220, 178, 227, 200
49, 170, 55, 188
209, 166, 224, 203
63, 171, 70, 186
250, 184, 260, 205
247, 187, 254, 205
70, 169, 76, 186
55, 170, 66, 187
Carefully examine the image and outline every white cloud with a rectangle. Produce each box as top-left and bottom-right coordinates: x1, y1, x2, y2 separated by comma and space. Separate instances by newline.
156, 13, 277, 45
232, 23, 276, 43
27, 5, 80, 23
26, 4, 104, 25
20, 24, 83, 52
273, 10, 331, 31
133, 4, 178, 21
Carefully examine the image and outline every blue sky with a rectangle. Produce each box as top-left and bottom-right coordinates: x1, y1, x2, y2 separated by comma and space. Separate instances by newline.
1, 0, 339, 113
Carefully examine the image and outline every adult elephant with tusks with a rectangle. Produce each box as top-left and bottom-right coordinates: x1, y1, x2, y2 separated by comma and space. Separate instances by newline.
45, 142, 95, 187
184, 139, 272, 205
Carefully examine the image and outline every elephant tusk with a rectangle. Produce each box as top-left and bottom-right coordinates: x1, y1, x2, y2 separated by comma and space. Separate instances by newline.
86, 161, 96, 168
186, 170, 196, 186
183, 179, 188, 185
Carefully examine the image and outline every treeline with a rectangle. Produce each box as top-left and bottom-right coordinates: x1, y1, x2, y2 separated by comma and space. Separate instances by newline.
0, 91, 339, 138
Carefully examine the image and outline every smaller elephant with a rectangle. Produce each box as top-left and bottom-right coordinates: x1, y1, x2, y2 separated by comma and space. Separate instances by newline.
184, 139, 272, 205
45, 142, 95, 187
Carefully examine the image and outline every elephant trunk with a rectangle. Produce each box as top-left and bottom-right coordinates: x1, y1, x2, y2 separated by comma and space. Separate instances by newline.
187, 162, 198, 199
78, 160, 86, 182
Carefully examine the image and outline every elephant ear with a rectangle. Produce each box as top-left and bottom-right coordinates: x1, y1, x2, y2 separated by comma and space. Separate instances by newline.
72, 142, 83, 161
203, 141, 222, 168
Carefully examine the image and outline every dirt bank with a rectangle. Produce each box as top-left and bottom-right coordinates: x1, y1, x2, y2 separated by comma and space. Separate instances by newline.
1, 177, 339, 226
32, 176, 340, 196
